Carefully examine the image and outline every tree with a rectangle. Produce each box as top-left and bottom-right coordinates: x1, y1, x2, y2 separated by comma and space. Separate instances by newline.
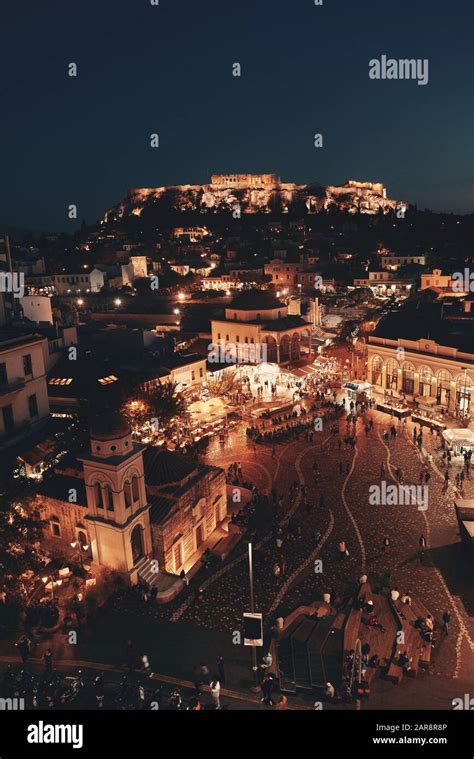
121, 379, 187, 428
0, 457, 45, 597
206, 371, 242, 398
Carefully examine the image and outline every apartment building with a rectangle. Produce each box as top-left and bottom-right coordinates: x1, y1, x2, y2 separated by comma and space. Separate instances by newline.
0, 331, 50, 448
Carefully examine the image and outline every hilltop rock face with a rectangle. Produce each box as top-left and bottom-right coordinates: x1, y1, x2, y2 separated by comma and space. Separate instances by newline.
103, 177, 403, 223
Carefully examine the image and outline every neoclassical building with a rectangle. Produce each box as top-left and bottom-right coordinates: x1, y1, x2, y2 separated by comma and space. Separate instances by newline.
368, 335, 473, 414
36, 412, 227, 594
211, 289, 312, 365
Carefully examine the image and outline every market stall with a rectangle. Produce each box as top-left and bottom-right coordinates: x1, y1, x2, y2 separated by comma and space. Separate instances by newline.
442, 428, 474, 457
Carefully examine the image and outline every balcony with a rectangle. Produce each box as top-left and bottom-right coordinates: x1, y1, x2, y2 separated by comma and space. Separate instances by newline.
0, 377, 26, 397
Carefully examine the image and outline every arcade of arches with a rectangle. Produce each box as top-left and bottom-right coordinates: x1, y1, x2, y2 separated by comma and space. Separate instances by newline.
369, 354, 472, 415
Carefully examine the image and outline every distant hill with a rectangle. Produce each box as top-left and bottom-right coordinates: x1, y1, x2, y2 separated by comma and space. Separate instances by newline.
102, 176, 404, 225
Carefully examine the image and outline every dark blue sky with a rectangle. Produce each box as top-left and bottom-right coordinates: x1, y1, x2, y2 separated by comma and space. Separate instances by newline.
1, 0, 472, 230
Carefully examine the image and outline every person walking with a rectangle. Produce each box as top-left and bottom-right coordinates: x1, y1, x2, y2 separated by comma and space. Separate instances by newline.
325, 682, 335, 700
383, 536, 390, 550
43, 647, 53, 674
442, 611, 450, 635
419, 534, 426, 559
210, 679, 221, 710
15, 635, 30, 665
260, 672, 275, 705
217, 656, 226, 685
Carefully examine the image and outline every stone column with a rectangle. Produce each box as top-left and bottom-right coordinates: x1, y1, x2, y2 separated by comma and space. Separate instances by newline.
414, 372, 420, 397
449, 381, 456, 413
397, 367, 403, 393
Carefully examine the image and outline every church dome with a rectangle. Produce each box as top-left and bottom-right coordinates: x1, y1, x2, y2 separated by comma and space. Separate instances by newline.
90, 411, 131, 441
229, 289, 284, 311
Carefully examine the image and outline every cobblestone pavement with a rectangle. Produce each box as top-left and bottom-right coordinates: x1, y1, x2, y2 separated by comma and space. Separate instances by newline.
101, 403, 474, 689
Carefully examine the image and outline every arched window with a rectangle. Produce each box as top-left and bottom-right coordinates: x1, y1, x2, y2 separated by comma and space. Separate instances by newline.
436, 370, 452, 407
371, 356, 383, 386
130, 524, 144, 564
94, 483, 103, 509
386, 359, 398, 390
456, 374, 471, 415
419, 367, 432, 397
103, 484, 113, 511
402, 363, 415, 394
132, 477, 140, 502
124, 481, 132, 508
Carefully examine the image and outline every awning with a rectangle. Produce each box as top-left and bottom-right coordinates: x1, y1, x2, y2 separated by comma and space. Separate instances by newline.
442, 429, 474, 448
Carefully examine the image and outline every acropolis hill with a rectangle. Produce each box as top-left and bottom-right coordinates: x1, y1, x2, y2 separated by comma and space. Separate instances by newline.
103, 174, 403, 223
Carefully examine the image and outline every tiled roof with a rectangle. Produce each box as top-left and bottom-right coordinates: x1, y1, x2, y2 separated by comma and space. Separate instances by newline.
38, 474, 87, 506
143, 447, 197, 486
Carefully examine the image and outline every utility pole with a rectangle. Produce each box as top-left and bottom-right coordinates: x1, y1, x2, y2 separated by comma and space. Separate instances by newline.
248, 542, 260, 691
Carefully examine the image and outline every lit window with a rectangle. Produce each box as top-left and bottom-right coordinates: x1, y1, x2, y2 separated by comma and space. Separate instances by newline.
97, 375, 119, 386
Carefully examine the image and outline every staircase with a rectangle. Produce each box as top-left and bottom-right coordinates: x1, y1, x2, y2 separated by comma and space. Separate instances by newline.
135, 555, 161, 587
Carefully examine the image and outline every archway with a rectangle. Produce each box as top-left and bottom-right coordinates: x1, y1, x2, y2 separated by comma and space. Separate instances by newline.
436, 369, 452, 408
130, 524, 144, 564
279, 334, 290, 363
371, 356, 383, 386
263, 335, 278, 363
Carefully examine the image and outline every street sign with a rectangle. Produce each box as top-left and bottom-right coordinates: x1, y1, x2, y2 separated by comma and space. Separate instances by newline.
243, 612, 263, 646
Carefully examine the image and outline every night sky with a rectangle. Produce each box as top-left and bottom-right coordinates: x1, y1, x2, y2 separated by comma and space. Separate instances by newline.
1, 0, 472, 230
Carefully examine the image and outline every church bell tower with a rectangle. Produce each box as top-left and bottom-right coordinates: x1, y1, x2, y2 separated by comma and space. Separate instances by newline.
78, 411, 152, 584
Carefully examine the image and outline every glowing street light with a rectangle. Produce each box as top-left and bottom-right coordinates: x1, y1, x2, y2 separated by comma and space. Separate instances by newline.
114, 298, 122, 307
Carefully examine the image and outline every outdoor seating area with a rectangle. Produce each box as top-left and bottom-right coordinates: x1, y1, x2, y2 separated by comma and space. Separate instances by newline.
386, 596, 433, 684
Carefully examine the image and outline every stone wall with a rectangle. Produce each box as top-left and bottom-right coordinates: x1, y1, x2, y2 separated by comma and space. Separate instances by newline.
151, 469, 227, 574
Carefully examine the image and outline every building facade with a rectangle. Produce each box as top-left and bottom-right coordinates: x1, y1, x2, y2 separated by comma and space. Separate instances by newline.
36, 413, 228, 592
0, 332, 50, 449
368, 335, 473, 415
211, 173, 277, 187
211, 290, 311, 364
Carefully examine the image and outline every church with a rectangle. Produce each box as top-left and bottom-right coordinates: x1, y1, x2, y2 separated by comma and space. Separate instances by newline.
36, 412, 227, 600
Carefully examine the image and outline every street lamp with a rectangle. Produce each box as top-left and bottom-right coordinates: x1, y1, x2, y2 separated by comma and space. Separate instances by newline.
114, 298, 122, 307
42, 575, 56, 600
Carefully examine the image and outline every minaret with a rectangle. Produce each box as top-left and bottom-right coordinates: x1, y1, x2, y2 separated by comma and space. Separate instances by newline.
78, 411, 152, 583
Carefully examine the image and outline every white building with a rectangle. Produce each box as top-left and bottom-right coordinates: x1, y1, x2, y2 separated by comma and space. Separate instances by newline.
52, 268, 105, 295
20, 295, 54, 325
121, 256, 148, 286
0, 331, 50, 448
380, 254, 426, 271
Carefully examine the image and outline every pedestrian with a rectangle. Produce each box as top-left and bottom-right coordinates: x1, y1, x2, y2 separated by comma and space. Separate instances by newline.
260, 672, 275, 705
390, 587, 400, 601
325, 682, 335, 700
15, 635, 30, 664
180, 569, 189, 586
43, 647, 53, 674
210, 679, 221, 709
383, 536, 390, 550
216, 656, 226, 685
260, 652, 273, 672
141, 653, 153, 678
419, 534, 426, 558
442, 611, 450, 635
